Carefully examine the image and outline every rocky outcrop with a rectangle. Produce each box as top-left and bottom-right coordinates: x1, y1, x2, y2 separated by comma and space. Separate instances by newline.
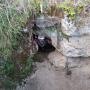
35, 15, 90, 57
49, 17, 90, 57
60, 17, 90, 57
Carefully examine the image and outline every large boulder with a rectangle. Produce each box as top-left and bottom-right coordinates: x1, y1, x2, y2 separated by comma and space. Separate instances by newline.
61, 17, 90, 57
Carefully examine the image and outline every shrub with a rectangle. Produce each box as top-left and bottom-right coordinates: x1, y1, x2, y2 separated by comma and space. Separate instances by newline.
0, 0, 36, 89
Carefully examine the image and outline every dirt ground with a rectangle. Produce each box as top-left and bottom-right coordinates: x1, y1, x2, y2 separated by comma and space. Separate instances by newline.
17, 50, 90, 90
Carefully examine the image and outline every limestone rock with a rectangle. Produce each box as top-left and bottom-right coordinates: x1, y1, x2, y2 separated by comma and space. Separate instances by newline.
48, 50, 66, 67
35, 16, 90, 57
60, 17, 90, 57
62, 18, 90, 37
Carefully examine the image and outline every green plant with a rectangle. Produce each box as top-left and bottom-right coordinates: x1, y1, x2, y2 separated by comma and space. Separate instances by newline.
57, 0, 83, 19
0, 56, 33, 89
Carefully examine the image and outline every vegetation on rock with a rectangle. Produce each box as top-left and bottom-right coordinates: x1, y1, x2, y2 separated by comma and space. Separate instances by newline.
0, 0, 90, 89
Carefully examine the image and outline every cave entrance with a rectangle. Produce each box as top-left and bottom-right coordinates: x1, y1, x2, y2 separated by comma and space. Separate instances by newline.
32, 33, 55, 53
38, 37, 56, 52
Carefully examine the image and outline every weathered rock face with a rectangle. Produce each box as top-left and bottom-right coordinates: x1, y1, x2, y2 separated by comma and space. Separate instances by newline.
35, 16, 61, 48
49, 17, 90, 57
35, 15, 90, 57
61, 17, 90, 57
